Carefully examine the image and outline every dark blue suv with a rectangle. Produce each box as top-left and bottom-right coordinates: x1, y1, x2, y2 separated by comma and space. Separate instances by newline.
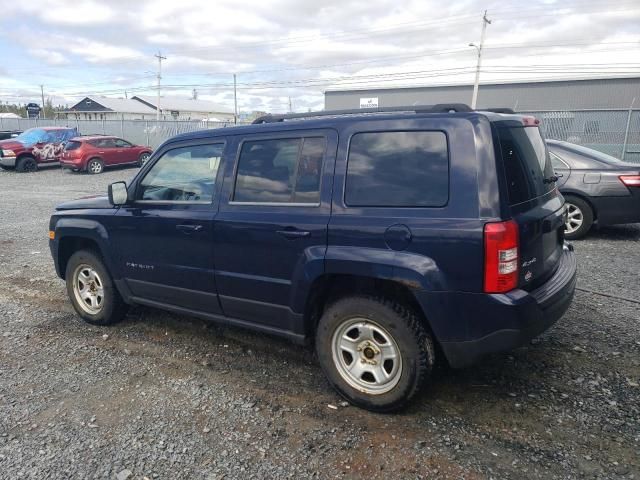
49, 105, 577, 411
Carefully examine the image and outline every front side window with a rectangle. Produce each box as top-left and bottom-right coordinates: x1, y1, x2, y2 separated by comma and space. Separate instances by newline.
115, 138, 133, 148
550, 152, 568, 170
233, 137, 325, 204
137, 144, 223, 203
345, 131, 449, 207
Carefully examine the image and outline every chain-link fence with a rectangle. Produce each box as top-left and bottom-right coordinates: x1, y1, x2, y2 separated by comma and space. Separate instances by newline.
2, 110, 639, 163
0, 117, 241, 149
521, 109, 640, 164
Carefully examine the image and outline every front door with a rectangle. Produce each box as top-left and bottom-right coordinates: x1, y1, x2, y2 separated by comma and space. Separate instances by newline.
113, 138, 137, 164
214, 130, 337, 333
111, 141, 226, 314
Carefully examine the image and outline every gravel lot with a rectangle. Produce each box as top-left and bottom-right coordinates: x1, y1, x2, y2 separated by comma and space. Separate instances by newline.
0, 166, 638, 479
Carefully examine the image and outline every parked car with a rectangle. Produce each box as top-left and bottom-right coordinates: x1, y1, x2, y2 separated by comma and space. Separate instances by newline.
49, 105, 577, 411
60, 135, 152, 174
0, 126, 79, 172
547, 140, 640, 239
0, 130, 22, 141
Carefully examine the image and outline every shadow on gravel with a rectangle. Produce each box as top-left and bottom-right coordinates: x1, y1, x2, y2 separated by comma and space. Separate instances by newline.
583, 223, 640, 241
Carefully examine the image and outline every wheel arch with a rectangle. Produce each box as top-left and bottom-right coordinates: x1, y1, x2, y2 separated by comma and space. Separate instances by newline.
53, 220, 115, 280
561, 190, 598, 221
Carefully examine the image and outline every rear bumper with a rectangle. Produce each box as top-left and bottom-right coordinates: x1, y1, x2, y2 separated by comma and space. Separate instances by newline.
60, 159, 83, 169
415, 245, 577, 368
591, 190, 640, 226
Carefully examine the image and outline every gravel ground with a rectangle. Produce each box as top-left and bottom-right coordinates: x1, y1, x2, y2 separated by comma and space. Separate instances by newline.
0, 166, 638, 480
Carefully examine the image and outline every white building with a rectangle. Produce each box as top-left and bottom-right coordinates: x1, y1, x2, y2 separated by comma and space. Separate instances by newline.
131, 95, 234, 121
61, 96, 157, 120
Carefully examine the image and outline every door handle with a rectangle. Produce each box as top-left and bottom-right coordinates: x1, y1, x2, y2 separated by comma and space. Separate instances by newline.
176, 224, 203, 233
277, 229, 311, 239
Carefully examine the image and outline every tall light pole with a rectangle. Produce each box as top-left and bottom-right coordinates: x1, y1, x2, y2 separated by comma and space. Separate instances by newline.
469, 10, 491, 109
40, 85, 46, 119
233, 73, 238, 125
154, 51, 167, 121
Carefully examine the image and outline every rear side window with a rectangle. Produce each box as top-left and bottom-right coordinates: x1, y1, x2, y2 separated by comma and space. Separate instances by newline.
498, 126, 555, 206
345, 131, 449, 207
233, 137, 325, 204
64, 141, 82, 151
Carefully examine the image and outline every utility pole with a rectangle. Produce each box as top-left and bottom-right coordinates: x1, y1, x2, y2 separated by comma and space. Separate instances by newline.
288, 96, 292, 113
40, 85, 46, 119
233, 73, 238, 125
154, 51, 167, 121
469, 10, 491, 109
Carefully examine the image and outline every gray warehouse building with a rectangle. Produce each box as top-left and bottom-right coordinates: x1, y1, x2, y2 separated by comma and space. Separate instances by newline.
324, 76, 640, 163
324, 76, 640, 111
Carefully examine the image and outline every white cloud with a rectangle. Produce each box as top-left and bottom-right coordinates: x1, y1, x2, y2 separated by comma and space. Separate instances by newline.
0, 0, 638, 111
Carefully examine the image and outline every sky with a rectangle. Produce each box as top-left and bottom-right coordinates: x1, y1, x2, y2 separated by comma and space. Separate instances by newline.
0, 0, 638, 113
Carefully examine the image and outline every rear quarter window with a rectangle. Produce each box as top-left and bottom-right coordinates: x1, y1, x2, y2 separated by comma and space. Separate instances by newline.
64, 141, 82, 151
345, 131, 449, 207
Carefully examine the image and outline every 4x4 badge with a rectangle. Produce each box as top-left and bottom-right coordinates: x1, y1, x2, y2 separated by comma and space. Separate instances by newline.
524, 271, 533, 282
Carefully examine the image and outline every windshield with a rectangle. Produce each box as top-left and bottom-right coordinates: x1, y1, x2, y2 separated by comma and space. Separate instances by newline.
15, 128, 51, 146
498, 126, 555, 206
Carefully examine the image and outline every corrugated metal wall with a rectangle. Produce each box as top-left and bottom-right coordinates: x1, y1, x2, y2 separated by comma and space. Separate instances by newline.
325, 77, 640, 111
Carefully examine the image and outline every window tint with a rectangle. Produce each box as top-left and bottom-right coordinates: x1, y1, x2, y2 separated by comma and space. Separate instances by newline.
138, 144, 223, 202
115, 138, 132, 148
233, 137, 325, 204
345, 131, 448, 207
64, 141, 82, 151
498, 126, 555, 206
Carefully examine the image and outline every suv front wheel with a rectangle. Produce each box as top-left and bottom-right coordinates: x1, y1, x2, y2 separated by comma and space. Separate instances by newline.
316, 296, 435, 412
65, 250, 128, 325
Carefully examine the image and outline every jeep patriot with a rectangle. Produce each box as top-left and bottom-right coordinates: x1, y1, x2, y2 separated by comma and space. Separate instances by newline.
49, 104, 577, 411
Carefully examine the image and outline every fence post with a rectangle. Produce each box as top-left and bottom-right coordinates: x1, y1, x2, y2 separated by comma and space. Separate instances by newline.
102, 118, 106, 135
145, 120, 150, 147
621, 98, 636, 162
75, 116, 79, 132
120, 114, 124, 137
0, 116, 3, 130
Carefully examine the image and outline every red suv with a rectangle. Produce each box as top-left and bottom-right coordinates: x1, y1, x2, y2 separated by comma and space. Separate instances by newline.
60, 136, 152, 174
0, 127, 79, 172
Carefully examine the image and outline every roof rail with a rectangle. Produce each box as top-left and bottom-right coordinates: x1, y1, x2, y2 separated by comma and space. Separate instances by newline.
252, 103, 473, 124
483, 107, 516, 114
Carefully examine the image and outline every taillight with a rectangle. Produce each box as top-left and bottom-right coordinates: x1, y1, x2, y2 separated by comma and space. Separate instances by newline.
619, 175, 640, 187
521, 116, 540, 127
484, 220, 519, 293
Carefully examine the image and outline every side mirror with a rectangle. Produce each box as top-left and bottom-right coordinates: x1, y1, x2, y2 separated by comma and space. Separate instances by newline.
108, 181, 128, 206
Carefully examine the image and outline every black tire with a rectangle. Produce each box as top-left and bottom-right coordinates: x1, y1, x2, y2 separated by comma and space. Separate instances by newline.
86, 158, 104, 174
138, 152, 150, 167
65, 250, 128, 326
15, 155, 37, 173
563, 195, 594, 240
315, 296, 435, 412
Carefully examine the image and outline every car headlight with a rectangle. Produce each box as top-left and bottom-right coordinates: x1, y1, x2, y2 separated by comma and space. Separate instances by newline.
2, 149, 16, 157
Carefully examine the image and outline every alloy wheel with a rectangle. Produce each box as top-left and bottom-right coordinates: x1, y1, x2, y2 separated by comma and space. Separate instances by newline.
565, 203, 583, 234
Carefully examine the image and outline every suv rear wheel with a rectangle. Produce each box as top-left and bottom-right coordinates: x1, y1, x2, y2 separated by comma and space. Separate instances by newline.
87, 158, 104, 174
16, 155, 37, 173
316, 296, 435, 412
563, 195, 593, 240
65, 250, 128, 325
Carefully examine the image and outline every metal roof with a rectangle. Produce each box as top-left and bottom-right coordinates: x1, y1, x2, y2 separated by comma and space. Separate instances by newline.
67, 96, 157, 114
131, 95, 233, 114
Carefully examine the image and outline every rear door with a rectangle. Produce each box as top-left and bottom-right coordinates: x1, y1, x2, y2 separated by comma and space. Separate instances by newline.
213, 130, 336, 333
496, 122, 565, 289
